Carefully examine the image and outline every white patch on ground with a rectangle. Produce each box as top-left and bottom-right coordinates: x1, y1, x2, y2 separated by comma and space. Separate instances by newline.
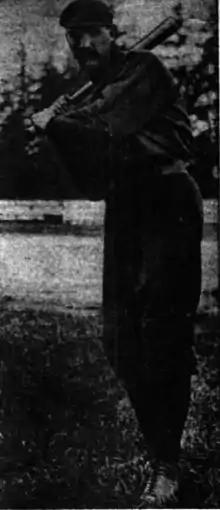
0, 234, 103, 309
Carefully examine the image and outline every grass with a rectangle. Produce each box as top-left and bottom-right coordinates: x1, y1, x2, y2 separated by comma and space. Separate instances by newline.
0, 307, 144, 508
0, 198, 218, 508
0, 288, 219, 508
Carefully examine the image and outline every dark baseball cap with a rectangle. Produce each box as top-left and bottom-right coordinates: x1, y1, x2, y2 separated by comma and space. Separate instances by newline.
59, 0, 114, 29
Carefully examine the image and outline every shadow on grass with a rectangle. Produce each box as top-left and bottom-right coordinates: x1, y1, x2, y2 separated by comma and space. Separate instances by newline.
0, 293, 219, 508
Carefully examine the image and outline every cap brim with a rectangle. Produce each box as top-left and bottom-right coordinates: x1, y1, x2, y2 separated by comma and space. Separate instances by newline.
65, 21, 113, 28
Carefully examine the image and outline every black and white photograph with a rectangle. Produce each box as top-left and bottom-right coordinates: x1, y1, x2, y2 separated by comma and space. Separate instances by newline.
0, 0, 218, 507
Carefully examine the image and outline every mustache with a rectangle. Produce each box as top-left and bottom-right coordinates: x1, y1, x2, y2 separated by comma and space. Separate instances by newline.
76, 49, 99, 61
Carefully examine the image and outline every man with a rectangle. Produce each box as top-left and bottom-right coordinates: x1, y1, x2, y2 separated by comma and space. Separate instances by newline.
32, 0, 203, 506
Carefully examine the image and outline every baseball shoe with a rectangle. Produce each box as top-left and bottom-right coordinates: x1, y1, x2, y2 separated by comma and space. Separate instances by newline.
138, 459, 179, 508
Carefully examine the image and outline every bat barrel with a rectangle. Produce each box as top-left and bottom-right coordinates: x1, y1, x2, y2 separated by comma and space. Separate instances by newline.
134, 16, 182, 51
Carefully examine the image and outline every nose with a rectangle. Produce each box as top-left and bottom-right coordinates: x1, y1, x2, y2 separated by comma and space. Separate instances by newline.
79, 33, 93, 49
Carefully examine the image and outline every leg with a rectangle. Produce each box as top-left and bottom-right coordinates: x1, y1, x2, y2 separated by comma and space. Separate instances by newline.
125, 316, 194, 462
103, 171, 203, 505
132, 173, 202, 457
121, 173, 202, 505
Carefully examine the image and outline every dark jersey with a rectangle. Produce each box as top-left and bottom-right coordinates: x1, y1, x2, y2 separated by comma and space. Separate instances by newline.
46, 50, 193, 199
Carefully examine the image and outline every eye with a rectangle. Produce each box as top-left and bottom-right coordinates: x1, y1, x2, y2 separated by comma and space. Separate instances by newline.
87, 27, 101, 37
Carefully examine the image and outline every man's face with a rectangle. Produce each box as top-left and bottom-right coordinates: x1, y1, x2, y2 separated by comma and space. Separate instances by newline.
65, 25, 113, 76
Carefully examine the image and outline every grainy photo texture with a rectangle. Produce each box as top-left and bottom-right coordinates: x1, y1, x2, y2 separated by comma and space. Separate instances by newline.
0, 0, 218, 508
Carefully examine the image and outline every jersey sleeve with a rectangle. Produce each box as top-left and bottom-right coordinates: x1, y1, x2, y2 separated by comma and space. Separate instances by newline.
46, 52, 176, 141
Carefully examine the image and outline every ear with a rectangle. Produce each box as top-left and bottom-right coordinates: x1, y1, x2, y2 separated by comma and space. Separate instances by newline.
110, 24, 125, 41
109, 24, 117, 40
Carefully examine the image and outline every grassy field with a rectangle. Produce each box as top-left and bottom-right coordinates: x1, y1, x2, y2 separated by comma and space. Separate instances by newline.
0, 198, 219, 508
0, 298, 219, 508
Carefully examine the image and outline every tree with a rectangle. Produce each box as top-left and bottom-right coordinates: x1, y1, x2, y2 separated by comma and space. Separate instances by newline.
160, 1, 218, 197
0, 41, 83, 199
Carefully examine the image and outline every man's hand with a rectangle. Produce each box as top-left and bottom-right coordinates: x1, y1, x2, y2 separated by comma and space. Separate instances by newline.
25, 95, 72, 137
25, 109, 52, 136
31, 108, 54, 131
25, 107, 57, 137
